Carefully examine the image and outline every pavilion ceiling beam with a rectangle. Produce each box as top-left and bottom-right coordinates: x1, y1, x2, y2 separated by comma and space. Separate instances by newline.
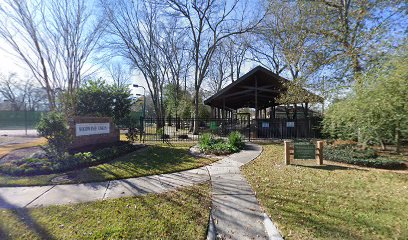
217, 89, 253, 99
240, 86, 281, 93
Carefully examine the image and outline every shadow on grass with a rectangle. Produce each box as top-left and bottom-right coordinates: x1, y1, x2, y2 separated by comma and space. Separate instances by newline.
0, 184, 211, 240
291, 163, 368, 171
0, 196, 55, 240
66, 145, 213, 184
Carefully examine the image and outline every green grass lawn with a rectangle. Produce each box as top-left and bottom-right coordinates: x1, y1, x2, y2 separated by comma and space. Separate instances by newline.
0, 183, 211, 239
242, 143, 408, 240
0, 144, 215, 187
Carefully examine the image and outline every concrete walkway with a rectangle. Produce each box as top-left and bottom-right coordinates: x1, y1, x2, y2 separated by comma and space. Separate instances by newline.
0, 143, 282, 239
208, 143, 282, 240
0, 167, 209, 208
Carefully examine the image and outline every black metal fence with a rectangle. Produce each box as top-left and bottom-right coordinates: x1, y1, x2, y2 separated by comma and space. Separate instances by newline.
141, 117, 321, 142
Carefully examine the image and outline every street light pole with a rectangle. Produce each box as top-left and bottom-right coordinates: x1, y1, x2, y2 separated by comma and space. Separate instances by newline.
133, 84, 146, 119
133, 84, 146, 142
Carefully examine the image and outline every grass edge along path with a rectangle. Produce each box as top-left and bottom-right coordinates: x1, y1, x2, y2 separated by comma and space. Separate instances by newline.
0, 144, 216, 187
242, 143, 408, 240
0, 183, 211, 239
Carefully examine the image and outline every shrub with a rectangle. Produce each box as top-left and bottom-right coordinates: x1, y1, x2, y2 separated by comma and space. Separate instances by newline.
199, 133, 215, 149
228, 131, 244, 150
0, 143, 142, 176
324, 145, 406, 169
75, 79, 132, 126
122, 114, 141, 143
37, 111, 72, 158
198, 132, 245, 155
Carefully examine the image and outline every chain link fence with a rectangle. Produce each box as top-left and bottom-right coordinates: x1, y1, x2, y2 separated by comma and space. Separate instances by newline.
0, 111, 46, 130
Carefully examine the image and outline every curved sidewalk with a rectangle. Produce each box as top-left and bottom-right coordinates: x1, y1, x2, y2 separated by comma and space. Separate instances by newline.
0, 143, 282, 239
0, 167, 210, 209
207, 143, 282, 240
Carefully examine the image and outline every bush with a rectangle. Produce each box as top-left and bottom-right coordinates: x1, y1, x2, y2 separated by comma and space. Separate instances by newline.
37, 111, 72, 157
0, 143, 142, 176
75, 79, 132, 125
198, 132, 245, 155
228, 131, 244, 149
199, 133, 215, 149
324, 145, 406, 169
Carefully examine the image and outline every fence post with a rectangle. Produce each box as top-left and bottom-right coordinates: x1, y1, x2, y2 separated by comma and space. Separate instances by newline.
24, 104, 28, 136
316, 141, 323, 165
284, 141, 291, 165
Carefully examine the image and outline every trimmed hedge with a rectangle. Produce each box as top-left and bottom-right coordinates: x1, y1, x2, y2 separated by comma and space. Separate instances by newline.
0, 143, 143, 176
199, 131, 245, 155
324, 145, 406, 169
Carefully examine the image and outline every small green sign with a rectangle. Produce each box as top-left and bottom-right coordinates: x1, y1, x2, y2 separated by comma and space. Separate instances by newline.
210, 121, 218, 130
294, 143, 315, 159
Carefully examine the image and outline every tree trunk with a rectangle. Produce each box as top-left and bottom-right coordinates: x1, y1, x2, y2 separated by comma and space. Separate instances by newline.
380, 140, 386, 151
395, 123, 401, 154
193, 90, 200, 134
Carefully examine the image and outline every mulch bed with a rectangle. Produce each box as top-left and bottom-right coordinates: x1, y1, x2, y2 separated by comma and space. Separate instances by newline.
0, 146, 44, 164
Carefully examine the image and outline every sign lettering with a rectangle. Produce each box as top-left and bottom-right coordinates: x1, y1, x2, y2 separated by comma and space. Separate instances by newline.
294, 143, 315, 159
76, 123, 110, 136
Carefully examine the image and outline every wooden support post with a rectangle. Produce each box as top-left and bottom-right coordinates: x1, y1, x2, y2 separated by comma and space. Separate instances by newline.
284, 141, 291, 165
222, 98, 226, 119
316, 141, 323, 165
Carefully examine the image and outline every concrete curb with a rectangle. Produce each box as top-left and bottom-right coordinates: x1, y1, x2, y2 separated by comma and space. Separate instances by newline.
263, 213, 283, 240
206, 212, 216, 240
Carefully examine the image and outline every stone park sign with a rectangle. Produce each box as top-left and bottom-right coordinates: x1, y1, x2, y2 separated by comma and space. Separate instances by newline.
69, 116, 120, 149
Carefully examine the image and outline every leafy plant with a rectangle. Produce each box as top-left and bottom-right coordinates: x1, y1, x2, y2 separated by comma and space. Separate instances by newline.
228, 131, 244, 150
0, 143, 142, 176
324, 145, 405, 169
36, 111, 72, 158
198, 132, 245, 155
75, 79, 132, 125
323, 45, 408, 152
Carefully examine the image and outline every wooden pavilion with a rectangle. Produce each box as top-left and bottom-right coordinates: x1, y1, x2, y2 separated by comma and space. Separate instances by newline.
204, 66, 322, 138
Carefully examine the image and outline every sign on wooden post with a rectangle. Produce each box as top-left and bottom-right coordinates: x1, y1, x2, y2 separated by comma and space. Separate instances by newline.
316, 141, 323, 165
284, 141, 291, 165
284, 141, 324, 165
294, 142, 315, 159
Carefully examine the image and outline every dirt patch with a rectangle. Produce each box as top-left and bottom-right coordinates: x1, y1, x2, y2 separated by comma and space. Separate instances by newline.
189, 145, 225, 160
0, 146, 44, 164
0, 136, 42, 146
51, 174, 73, 184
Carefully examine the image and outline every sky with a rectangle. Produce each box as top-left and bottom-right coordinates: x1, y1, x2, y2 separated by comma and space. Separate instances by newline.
0, 0, 406, 102
0, 0, 264, 98
0, 38, 147, 97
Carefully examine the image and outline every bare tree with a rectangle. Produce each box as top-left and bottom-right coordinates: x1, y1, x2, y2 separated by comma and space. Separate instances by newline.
0, 73, 24, 111
249, 32, 286, 75
107, 62, 131, 88
161, 19, 192, 119
102, 0, 167, 122
0, 0, 103, 110
0, 73, 47, 111
167, 0, 264, 133
225, 36, 249, 82
207, 43, 230, 94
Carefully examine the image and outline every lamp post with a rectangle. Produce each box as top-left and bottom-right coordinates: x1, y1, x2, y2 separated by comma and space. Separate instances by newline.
133, 84, 146, 119
133, 84, 146, 141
